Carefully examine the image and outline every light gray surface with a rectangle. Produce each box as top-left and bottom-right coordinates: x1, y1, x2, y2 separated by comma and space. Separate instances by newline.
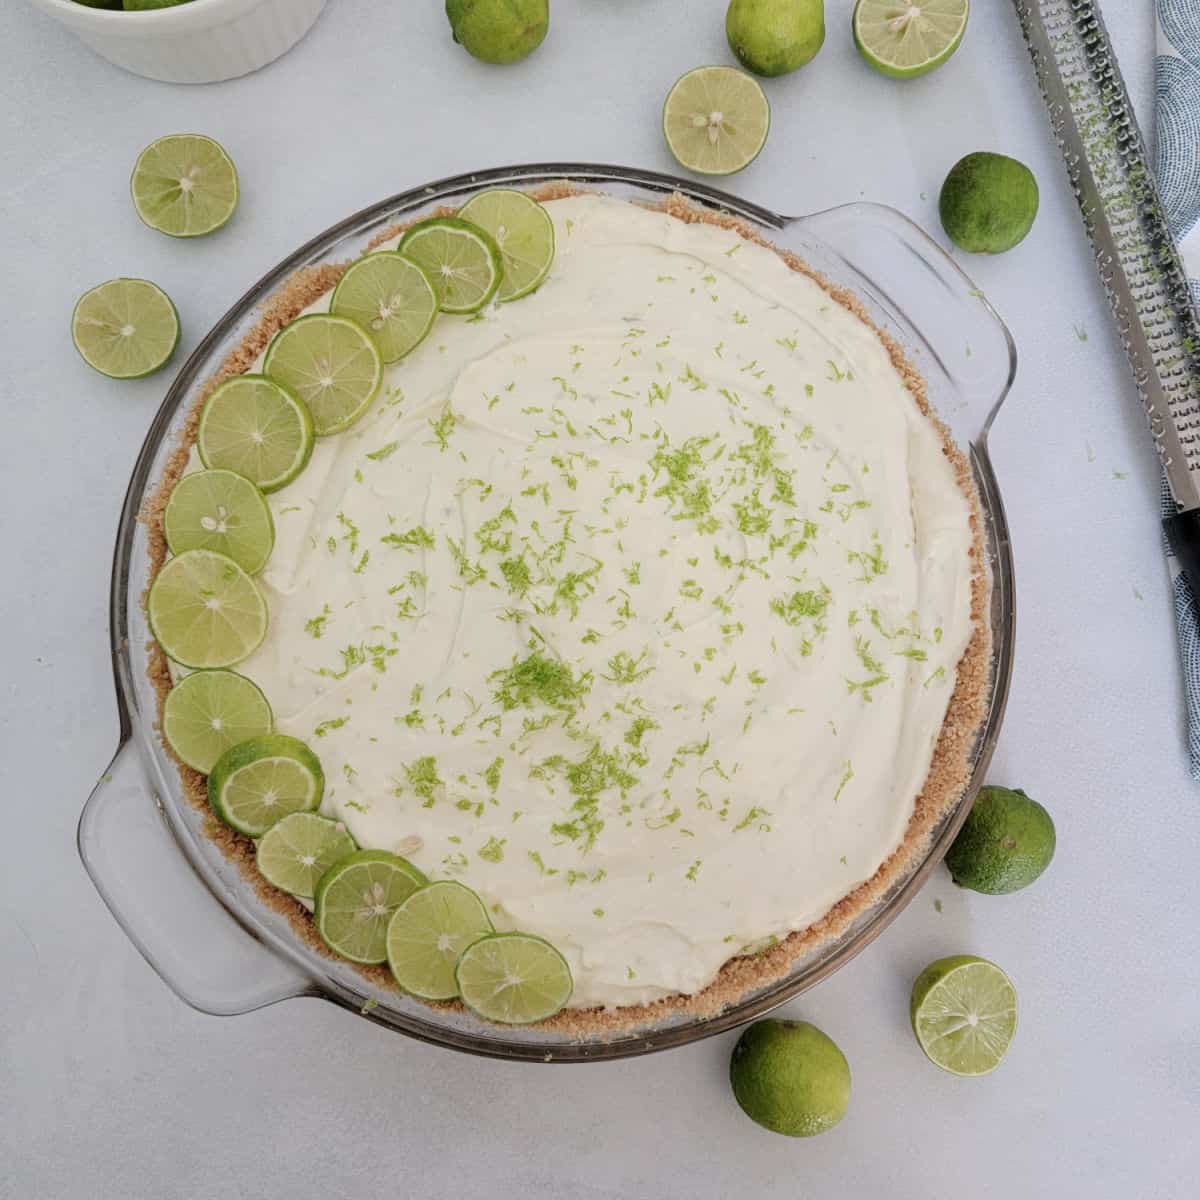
1, 2, 1197, 1197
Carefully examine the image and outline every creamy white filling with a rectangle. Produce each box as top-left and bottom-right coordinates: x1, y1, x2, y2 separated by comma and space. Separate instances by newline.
198, 195, 975, 1008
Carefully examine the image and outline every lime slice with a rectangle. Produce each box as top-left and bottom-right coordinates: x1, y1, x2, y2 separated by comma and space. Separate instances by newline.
397, 217, 503, 314
330, 252, 438, 363
910, 954, 1018, 1076
662, 66, 770, 177
130, 133, 239, 238
71, 278, 179, 379
455, 932, 573, 1024
147, 549, 268, 669
256, 812, 357, 899
314, 850, 428, 964
207, 733, 324, 837
457, 190, 555, 302
852, 0, 969, 79
385, 881, 494, 999
163, 469, 275, 574
196, 375, 314, 493
263, 314, 384, 436
162, 669, 273, 774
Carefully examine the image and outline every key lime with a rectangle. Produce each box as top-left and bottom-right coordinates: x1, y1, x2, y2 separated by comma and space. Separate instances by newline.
163, 468, 275, 574
663, 66, 770, 177
726, 0, 826, 78
147, 549, 268, 669
853, 0, 969, 79
455, 932, 573, 1024
398, 217, 503, 314
446, 0, 549, 64
130, 133, 239, 238
330, 252, 438, 363
314, 850, 428, 964
162, 669, 273, 774
944, 785, 1055, 894
256, 812, 357, 899
196, 375, 314, 493
71, 278, 179, 379
263, 314, 383, 436
207, 733, 324, 837
386, 881, 494, 999
939, 151, 1039, 254
457, 190, 555, 302
910, 955, 1018, 1075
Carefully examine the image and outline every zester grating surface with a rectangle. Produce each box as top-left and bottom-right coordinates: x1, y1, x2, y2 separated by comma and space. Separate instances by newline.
1013, 0, 1200, 510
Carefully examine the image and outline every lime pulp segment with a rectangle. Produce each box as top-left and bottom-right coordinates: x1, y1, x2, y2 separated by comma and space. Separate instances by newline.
662, 66, 770, 177
910, 955, 1018, 1076
398, 217, 503, 314
455, 932, 573, 1024
330, 252, 438, 363
314, 850, 428, 964
71, 278, 179, 379
386, 881, 494, 999
207, 733, 324, 837
852, 0, 969, 78
162, 669, 273, 774
163, 468, 275, 574
457, 190, 555, 302
130, 133, 239, 238
256, 812, 357, 899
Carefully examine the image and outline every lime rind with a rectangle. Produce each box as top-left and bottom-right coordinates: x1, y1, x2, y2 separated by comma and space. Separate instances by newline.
852, 0, 969, 79
130, 133, 239, 238
457, 190, 555, 302
162, 669, 273, 774
207, 733, 324, 837
330, 252, 438, 363
163, 468, 275, 574
910, 955, 1018, 1076
386, 880, 494, 1000
71, 278, 180, 379
662, 66, 771, 177
314, 850, 428, 964
455, 932, 573, 1024
256, 812, 357, 899
398, 217, 503, 314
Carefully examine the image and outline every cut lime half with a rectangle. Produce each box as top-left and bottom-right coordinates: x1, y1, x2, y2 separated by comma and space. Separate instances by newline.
207, 733, 324, 837
256, 812, 357, 899
910, 954, 1017, 1076
663, 66, 770, 176
455, 932, 573, 1024
853, 0, 969, 79
458, 190, 555, 302
131, 133, 239, 238
147, 549, 268, 669
398, 217, 503, 314
314, 850, 428, 964
330, 252, 438, 363
162, 669, 272, 774
386, 881, 494, 1000
263, 314, 384, 436
72, 278, 179, 379
164, 468, 275, 574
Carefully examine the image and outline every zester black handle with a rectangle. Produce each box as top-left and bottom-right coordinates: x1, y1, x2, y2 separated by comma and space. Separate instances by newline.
1163, 509, 1200, 602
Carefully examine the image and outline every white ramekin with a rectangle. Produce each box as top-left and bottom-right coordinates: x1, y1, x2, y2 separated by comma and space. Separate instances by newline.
27, 0, 328, 85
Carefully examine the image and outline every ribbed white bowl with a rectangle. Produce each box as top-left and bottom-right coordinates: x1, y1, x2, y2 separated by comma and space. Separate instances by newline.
28, 0, 328, 84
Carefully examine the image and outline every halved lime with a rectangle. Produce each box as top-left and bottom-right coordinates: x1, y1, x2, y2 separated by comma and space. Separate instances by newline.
130, 133, 239, 238
662, 66, 770, 177
71, 278, 179, 379
910, 954, 1017, 1076
330, 252, 438, 363
398, 217, 503, 314
196, 375, 314, 493
162, 669, 272, 774
207, 733, 324, 837
455, 932, 573, 1024
256, 812, 357, 899
852, 0, 969, 79
147, 549, 268, 669
386, 881, 494, 1000
314, 850, 428, 964
457, 190, 555, 302
263, 314, 384, 436
164, 469, 275, 574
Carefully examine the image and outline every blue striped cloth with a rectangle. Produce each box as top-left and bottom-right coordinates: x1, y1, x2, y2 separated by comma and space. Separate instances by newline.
1156, 0, 1200, 776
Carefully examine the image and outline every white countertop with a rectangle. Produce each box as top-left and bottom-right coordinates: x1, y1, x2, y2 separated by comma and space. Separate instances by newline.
2, 2, 1197, 1197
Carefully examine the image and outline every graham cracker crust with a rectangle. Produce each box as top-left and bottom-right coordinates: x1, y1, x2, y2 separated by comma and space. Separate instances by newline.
141, 184, 992, 1038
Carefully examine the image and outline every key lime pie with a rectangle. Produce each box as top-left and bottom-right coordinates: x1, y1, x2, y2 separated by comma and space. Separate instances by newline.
146, 186, 989, 1030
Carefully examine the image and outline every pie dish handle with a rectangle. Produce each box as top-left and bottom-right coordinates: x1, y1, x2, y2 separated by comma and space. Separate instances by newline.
78, 742, 315, 1016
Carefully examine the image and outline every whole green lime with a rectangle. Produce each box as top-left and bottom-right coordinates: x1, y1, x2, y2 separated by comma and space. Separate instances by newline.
944, 785, 1055, 894
938, 152, 1039, 253
446, 0, 549, 65
123, 0, 194, 9
729, 1018, 850, 1137
726, 0, 825, 77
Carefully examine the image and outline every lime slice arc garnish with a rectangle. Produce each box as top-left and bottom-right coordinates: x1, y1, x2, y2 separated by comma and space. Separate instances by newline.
662, 66, 770, 177
256, 812, 357, 899
314, 850, 428, 964
207, 733, 324, 837
163, 468, 275, 574
147, 549, 268, 670
130, 133, 239, 238
457, 190, 555, 302
162, 669, 273, 774
196, 375, 315, 493
385, 881, 494, 1000
455, 932, 573, 1024
72, 278, 179, 379
263, 314, 384, 436
330, 252, 439, 363
910, 954, 1018, 1076
852, 0, 969, 79
397, 217, 503, 314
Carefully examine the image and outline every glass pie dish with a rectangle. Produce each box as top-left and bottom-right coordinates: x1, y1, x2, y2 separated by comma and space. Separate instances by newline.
79, 164, 1017, 1063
